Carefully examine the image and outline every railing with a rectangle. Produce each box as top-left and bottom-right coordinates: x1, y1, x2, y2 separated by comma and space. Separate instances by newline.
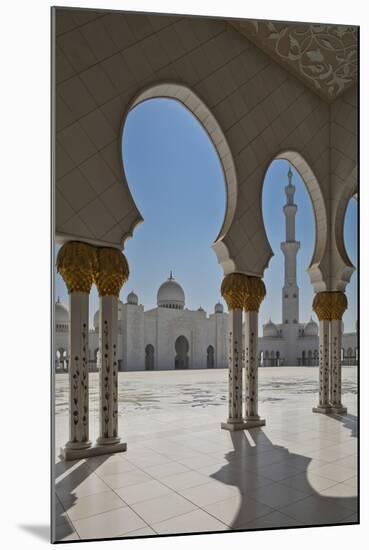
297, 357, 319, 366
259, 359, 284, 367
342, 356, 358, 366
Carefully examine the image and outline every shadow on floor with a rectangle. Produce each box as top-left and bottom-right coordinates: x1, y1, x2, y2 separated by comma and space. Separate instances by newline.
210, 415, 358, 531
333, 412, 357, 438
52, 413, 358, 539
53, 454, 110, 541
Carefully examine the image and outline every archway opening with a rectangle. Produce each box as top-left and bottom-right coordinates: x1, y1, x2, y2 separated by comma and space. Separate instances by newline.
341, 195, 357, 366
175, 336, 190, 370
145, 344, 155, 371
207, 345, 215, 369
122, 96, 227, 314
261, 157, 318, 367
343, 196, 358, 321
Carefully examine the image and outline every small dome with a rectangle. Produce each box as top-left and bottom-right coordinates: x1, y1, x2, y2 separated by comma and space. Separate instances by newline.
214, 302, 224, 314
157, 272, 185, 310
304, 317, 318, 336
198, 306, 205, 312
55, 298, 69, 324
127, 291, 138, 305
263, 318, 278, 337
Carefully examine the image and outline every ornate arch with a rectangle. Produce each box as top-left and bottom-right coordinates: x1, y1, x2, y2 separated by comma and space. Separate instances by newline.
333, 165, 357, 287
261, 150, 328, 291
121, 82, 238, 273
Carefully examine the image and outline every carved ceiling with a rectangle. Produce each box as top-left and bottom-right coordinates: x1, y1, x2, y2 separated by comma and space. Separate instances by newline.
229, 20, 358, 102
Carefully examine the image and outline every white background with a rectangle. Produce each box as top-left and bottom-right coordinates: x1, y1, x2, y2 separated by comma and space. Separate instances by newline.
0, 0, 367, 548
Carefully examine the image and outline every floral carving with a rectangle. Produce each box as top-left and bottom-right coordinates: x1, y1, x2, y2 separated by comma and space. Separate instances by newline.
230, 20, 357, 101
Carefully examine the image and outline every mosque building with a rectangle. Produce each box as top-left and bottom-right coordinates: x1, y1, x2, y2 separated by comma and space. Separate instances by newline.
55, 273, 228, 371
55, 169, 357, 371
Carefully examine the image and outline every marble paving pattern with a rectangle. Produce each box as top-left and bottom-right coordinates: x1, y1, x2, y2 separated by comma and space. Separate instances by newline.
54, 367, 358, 541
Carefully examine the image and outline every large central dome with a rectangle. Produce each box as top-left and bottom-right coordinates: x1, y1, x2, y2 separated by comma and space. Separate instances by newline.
157, 272, 185, 310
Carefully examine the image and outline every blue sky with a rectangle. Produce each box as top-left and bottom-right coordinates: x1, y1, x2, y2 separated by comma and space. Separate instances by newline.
55, 98, 357, 331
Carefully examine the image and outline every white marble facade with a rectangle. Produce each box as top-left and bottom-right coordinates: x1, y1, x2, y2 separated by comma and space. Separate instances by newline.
56, 273, 228, 371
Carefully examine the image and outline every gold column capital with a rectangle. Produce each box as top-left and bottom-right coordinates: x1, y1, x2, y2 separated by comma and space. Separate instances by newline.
221, 274, 266, 312
56, 241, 97, 293
221, 273, 249, 310
95, 247, 129, 298
312, 291, 347, 321
244, 276, 266, 312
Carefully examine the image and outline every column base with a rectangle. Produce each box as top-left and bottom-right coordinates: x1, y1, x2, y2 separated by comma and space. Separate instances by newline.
60, 441, 127, 461
243, 416, 266, 429
312, 405, 333, 414
331, 406, 348, 415
221, 418, 265, 431
96, 436, 121, 446
64, 439, 92, 451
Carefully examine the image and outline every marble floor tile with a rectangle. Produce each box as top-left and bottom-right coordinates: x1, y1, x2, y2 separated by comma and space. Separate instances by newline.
115, 479, 173, 505
131, 492, 197, 524
66, 490, 126, 521
73, 506, 147, 539
280, 495, 353, 525
204, 494, 274, 528
179, 480, 240, 507
246, 482, 309, 509
153, 509, 228, 534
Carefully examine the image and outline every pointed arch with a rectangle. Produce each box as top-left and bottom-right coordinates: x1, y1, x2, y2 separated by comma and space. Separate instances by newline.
261, 150, 328, 292
332, 165, 357, 290
121, 82, 238, 273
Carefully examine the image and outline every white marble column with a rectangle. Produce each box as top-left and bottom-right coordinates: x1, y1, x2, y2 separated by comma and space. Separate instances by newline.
330, 319, 347, 414
57, 241, 96, 460
222, 309, 244, 428
66, 292, 91, 450
313, 319, 331, 413
243, 277, 266, 428
97, 295, 120, 444
312, 291, 348, 415
95, 247, 129, 451
221, 273, 248, 431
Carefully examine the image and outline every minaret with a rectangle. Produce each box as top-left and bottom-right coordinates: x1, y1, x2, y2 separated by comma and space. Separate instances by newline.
280, 166, 300, 325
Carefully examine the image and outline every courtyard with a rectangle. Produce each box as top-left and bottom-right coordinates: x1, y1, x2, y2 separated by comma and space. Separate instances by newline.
54, 367, 358, 541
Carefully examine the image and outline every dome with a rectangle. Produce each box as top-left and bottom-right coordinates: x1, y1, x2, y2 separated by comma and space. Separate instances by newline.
214, 302, 224, 314
55, 298, 69, 324
304, 317, 318, 336
263, 318, 278, 337
127, 291, 138, 305
157, 272, 185, 310
198, 306, 205, 312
